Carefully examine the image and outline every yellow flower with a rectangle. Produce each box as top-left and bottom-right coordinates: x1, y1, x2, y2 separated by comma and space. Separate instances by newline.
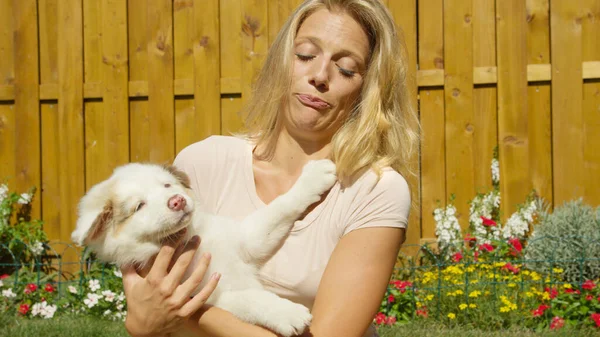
522, 270, 531, 276
530, 272, 541, 281
525, 291, 534, 298
454, 290, 464, 295
563, 283, 572, 289
553, 268, 564, 274
468, 290, 481, 298
466, 266, 476, 273
500, 306, 510, 313
425, 294, 434, 301
542, 292, 550, 300
459, 303, 468, 310
471, 279, 479, 284
508, 283, 516, 288
469, 303, 477, 309
448, 313, 456, 319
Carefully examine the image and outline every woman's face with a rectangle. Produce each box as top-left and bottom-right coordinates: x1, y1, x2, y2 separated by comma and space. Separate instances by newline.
284, 8, 370, 142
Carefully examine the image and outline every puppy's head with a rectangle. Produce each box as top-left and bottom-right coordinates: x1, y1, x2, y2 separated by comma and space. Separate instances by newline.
71, 163, 195, 267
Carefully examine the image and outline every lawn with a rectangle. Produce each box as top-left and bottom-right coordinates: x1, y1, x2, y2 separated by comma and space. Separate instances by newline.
2, 315, 600, 337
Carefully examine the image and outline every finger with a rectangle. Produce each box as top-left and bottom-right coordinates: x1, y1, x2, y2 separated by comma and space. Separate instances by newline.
167, 235, 199, 273
146, 243, 179, 281
163, 236, 201, 291
120, 264, 141, 291
176, 252, 212, 299
178, 272, 221, 317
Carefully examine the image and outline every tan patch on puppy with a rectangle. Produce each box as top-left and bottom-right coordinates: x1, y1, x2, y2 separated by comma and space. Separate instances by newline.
162, 164, 191, 189
85, 201, 114, 244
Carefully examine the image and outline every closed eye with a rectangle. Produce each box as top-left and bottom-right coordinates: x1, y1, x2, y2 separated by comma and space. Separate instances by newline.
134, 201, 145, 212
164, 183, 171, 188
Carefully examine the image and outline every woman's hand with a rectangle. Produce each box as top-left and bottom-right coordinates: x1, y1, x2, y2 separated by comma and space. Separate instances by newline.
121, 235, 221, 337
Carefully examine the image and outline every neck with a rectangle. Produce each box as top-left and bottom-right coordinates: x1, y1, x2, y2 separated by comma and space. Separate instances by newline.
266, 128, 332, 176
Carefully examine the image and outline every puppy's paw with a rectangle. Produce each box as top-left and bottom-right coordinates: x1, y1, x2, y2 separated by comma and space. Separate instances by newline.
268, 301, 312, 337
294, 159, 337, 203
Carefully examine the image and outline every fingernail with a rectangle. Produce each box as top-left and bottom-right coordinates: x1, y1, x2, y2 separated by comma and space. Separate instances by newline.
203, 252, 211, 259
212, 272, 221, 280
190, 235, 200, 244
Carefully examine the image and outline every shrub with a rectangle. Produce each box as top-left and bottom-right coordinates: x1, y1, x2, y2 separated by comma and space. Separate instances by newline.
524, 199, 600, 285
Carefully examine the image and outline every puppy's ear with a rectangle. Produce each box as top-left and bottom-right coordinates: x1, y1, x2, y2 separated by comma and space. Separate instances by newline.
71, 179, 115, 246
162, 164, 191, 189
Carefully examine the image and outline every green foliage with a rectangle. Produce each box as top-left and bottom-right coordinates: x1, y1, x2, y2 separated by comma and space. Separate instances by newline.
0, 183, 48, 275
524, 199, 600, 285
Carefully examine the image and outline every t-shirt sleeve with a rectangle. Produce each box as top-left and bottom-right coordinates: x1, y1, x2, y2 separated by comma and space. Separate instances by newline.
342, 169, 411, 236
172, 136, 220, 205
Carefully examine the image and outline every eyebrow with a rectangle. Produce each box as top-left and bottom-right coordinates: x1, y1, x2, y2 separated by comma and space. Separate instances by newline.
295, 36, 367, 67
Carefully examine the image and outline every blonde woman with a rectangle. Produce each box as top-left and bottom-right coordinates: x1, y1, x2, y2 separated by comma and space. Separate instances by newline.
122, 0, 419, 336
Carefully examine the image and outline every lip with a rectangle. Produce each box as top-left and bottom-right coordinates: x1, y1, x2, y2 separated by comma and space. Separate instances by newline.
296, 94, 331, 110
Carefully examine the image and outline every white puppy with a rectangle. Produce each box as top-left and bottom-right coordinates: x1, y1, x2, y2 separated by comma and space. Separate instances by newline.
71, 159, 337, 336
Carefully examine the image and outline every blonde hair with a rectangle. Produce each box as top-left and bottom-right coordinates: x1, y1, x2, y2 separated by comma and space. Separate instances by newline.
239, 0, 420, 185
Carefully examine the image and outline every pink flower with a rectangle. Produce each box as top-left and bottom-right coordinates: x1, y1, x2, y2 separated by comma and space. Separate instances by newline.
532, 304, 550, 317
375, 313, 386, 325
464, 234, 476, 243
387, 295, 395, 303
385, 316, 397, 325
416, 307, 428, 318
0, 274, 9, 280
480, 216, 497, 227
390, 280, 413, 293
452, 251, 463, 263
502, 263, 520, 274
44, 283, 54, 293
545, 287, 558, 299
586, 294, 594, 301
583, 280, 596, 290
508, 238, 523, 256
18, 303, 29, 315
591, 313, 600, 327
550, 316, 565, 330
27, 283, 37, 292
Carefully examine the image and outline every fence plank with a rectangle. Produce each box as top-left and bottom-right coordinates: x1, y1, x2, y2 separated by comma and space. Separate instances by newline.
220, 0, 242, 92
496, 1, 531, 219
128, 0, 149, 162
241, 0, 268, 106
82, 0, 104, 190
389, 0, 420, 248
147, 0, 174, 163
57, 0, 84, 252
473, 0, 497, 193
526, 0, 553, 206
191, 0, 221, 143
417, 0, 444, 240
444, 0, 475, 228
13, 0, 41, 217
100, 0, 129, 177
582, 0, 600, 206
0, 0, 14, 185
550, 0, 585, 204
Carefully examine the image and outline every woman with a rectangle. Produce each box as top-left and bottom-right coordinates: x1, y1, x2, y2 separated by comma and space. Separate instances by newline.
122, 0, 419, 336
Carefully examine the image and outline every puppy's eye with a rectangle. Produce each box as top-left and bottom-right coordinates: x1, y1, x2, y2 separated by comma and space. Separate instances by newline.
164, 183, 171, 188
134, 201, 146, 212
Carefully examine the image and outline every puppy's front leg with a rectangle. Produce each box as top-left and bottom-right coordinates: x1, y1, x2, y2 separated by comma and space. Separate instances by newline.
239, 159, 336, 263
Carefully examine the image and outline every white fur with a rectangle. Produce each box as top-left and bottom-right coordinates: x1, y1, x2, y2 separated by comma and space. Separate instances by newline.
71, 160, 337, 336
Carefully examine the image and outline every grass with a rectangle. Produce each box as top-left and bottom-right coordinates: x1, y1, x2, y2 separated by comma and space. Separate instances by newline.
2, 315, 600, 337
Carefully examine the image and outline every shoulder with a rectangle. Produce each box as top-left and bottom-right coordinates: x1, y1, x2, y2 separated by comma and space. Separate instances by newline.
339, 167, 411, 235
175, 135, 249, 164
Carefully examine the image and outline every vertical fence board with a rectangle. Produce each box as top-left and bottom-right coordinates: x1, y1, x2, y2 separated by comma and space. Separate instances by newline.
417, 0, 444, 240
473, 0, 497, 193
241, 0, 268, 106
220, 0, 243, 133
0, 0, 14, 184
389, 0, 421, 248
100, 0, 129, 180
191, 0, 221, 145
174, 0, 195, 154
526, 0, 553, 206
57, 0, 84, 255
83, 0, 104, 190
496, 1, 531, 219
128, 0, 149, 162
550, 0, 585, 205
39, 0, 60, 241
444, 0, 475, 227
147, 0, 174, 163
221, 96, 244, 136
582, 0, 600, 206
13, 0, 41, 217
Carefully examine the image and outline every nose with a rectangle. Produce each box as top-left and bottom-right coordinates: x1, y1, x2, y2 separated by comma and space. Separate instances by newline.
168, 194, 186, 211
309, 60, 329, 91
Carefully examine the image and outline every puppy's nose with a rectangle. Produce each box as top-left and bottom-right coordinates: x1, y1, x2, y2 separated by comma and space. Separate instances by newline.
168, 194, 186, 211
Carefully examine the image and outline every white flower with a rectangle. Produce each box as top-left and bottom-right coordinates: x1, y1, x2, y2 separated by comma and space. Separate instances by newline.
102, 290, 116, 302
84, 293, 102, 308
117, 303, 124, 311
491, 158, 500, 184
68, 285, 78, 294
30, 241, 45, 255
0, 280, 3, 287
40, 302, 57, 319
31, 302, 42, 316
104, 309, 112, 316
113, 269, 122, 278
88, 279, 100, 292
17, 193, 32, 204
117, 292, 125, 302
2, 288, 16, 298
0, 184, 7, 201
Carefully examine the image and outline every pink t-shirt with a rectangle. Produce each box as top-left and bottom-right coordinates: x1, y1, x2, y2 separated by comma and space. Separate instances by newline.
173, 135, 410, 336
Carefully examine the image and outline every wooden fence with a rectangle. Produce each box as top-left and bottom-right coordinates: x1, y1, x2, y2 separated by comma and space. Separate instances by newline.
0, 0, 599, 251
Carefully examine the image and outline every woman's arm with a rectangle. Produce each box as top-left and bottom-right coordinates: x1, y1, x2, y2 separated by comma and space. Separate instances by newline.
185, 226, 405, 337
